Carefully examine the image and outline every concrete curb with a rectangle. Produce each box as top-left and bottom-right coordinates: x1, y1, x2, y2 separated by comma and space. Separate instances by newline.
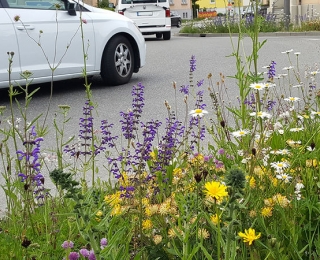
177, 31, 320, 37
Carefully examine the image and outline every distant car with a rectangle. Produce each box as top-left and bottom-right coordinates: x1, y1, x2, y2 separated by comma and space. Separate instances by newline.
0, 0, 146, 88
170, 11, 181, 28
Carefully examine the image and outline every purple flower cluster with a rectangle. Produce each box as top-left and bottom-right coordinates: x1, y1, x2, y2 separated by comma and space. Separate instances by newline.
190, 55, 196, 72
266, 100, 276, 111
155, 112, 185, 173
17, 126, 45, 202
243, 93, 256, 110
268, 61, 276, 80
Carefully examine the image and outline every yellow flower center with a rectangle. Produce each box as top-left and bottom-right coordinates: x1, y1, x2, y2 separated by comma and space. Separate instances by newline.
257, 111, 263, 116
239, 131, 245, 135
195, 109, 202, 114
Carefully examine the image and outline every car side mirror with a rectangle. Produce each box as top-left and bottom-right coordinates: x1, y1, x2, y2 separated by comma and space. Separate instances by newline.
61, 0, 76, 16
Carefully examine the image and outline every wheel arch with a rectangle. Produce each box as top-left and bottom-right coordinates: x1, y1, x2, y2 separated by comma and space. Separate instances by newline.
100, 32, 141, 74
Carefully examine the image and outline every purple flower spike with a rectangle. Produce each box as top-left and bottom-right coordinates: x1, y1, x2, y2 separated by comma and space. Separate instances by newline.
100, 238, 108, 248
190, 55, 196, 72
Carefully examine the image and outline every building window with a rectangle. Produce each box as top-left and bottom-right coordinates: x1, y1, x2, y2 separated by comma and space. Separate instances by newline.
181, 0, 187, 4
210, 0, 215, 3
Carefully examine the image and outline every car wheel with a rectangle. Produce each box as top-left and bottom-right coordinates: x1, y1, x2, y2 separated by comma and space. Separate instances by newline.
177, 20, 181, 28
163, 31, 171, 40
156, 33, 162, 39
101, 35, 134, 86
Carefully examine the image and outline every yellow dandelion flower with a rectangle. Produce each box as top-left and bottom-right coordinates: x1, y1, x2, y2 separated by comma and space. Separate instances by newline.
273, 193, 290, 208
210, 214, 220, 225
306, 159, 318, 167
168, 228, 183, 238
173, 168, 183, 178
249, 210, 257, 218
261, 207, 273, 218
249, 177, 256, 188
253, 166, 265, 177
153, 235, 162, 245
198, 228, 210, 239
142, 198, 149, 206
95, 210, 103, 217
111, 204, 122, 216
264, 198, 274, 207
150, 151, 156, 160
238, 228, 261, 245
159, 203, 170, 215
104, 192, 122, 206
145, 207, 152, 217
272, 177, 278, 187
142, 219, 153, 230
204, 181, 228, 200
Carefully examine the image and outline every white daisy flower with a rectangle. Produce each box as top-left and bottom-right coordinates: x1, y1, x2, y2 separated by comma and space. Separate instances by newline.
306, 146, 316, 151
292, 84, 303, 88
189, 109, 208, 118
310, 71, 319, 76
276, 173, 292, 183
289, 127, 304, 132
282, 66, 294, 70
265, 83, 276, 88
274, 122, 283, 130
270, 161, 290, 171
232, 129, 250, 138
278, 129, 284, 134
294, 52, 301, 55
295, 182, 304, 190
250, 111, 272, 119
311, 111, 320, 116
284, 97, 301, 102
281, 49, 293, 54
249, 83, 266, 90
276, 149, 291, 155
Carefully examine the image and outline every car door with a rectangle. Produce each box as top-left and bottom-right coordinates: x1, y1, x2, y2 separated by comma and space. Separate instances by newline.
2, 0, 95, 81
0, 7, 21, 85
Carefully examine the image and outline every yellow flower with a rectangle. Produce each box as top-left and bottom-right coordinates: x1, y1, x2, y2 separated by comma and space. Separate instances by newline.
104, 192, 122, 206
142, 219, 153, 230
95, 210, 103, 217
249, 210, 257, 218
306, 159, 318, 167
168, 227, 183, 238
150, 151, 156, 160
210, 214, 220, 225
238, 228, 261, 245
111, 204, 122, 216
204, 181, 228, 200
261, 207, 273, 218
153, 235, 162, 245
249, 177, 256, 188
273, 193, 290, 208
198, 228, 210, 239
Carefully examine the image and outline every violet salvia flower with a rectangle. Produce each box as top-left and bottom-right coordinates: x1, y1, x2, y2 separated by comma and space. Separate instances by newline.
16, 126, 46, 202
155, 113, 184, 172
69, 252, 80, 260
180, 85, 189, 95
131, 82, 145, 119
61, 240, 74, 249
120, 110, 136, 140
268, 61, 276, 80
244, 93, 256, 110
100, 120, 118, 149
190, 55, 196, 72
267, 100, 277, 111
197, 79, 204, 87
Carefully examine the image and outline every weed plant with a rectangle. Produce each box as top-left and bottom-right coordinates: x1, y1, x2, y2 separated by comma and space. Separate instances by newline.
1, 3, 320, 260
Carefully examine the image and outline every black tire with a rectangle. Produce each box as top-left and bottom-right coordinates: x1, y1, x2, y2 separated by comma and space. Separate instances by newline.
163, 31, 171, 40
156, 33, 162, 39
101, 35, 134, 86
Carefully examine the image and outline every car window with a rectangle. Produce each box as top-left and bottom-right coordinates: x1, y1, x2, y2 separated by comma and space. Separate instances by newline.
6, 0, 66, 10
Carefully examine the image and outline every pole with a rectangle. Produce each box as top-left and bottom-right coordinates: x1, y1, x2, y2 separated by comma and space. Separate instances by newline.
284, 0, 290, 30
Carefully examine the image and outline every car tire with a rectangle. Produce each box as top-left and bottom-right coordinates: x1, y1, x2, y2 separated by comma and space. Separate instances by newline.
101, 35, 134, 86
156, 33, 162, 39
177, 20, 181, 28
163, 31, 171, 40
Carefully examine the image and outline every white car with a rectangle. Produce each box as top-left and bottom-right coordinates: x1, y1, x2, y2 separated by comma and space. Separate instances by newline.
0, 0, 146, 88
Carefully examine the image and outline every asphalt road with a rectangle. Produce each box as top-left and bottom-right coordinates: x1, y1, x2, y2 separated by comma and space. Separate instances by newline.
0, 29, 320, 213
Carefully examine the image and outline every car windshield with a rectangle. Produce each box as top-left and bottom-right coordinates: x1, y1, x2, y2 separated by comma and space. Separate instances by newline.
121, 0, 166, 3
